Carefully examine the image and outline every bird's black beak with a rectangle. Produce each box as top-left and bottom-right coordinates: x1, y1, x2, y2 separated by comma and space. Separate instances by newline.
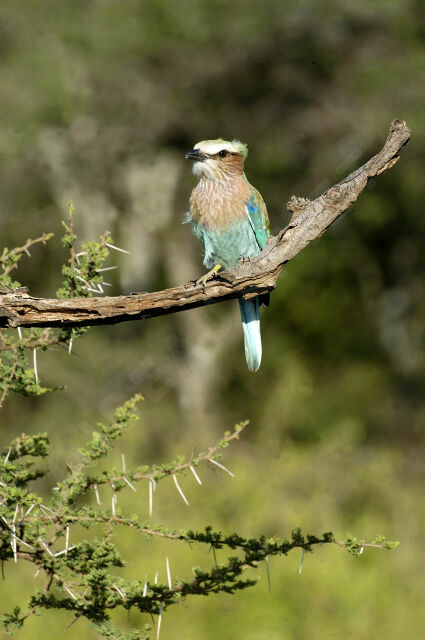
185, 149, 206, 161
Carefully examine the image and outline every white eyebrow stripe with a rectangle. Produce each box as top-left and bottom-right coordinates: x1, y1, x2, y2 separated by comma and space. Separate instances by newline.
194, 141, 237, 155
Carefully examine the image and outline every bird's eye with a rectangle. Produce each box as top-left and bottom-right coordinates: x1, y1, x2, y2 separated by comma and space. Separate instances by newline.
218, 150, 228, 158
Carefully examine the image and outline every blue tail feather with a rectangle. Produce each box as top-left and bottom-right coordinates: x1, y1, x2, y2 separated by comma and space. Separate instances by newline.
238, 298, 262, 372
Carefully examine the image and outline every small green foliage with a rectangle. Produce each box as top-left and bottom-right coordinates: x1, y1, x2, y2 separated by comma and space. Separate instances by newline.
342, 534, 399, 556
0, 233, 54, 290
1, 606, 25, 636
56, 202, 112, 300
0, 342, 51, 402
79, 395, 143, 465
92, 621, 151, 640
4, 431, 49, 460
61, 201, 77, 249
371, 535, 400, 551
0, 210, 114, 407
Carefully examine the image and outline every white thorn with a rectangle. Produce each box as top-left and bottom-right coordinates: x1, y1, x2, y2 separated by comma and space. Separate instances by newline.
299, 548, 305, 575
33, 349, 39, 384
4, 450, 11, 465
121, 453, 126, 474
154, 571, 159, 584
38, 538, 53, 556
12, 504, 18, 523
149, 480, 153, 516
101, 282, 112, 287
17, 327, 22, 341
22, 504, 35, 519
75, 275, 90, 287
113, 583, 125, 599
34, 568, 40, 577
0, 514, 9, 525
112, 494, 116, 515
265, 555, 271, 591
166, 556, 172, 589
10, 533, 34, 550
189, 465, 202, 485
63, 584, 77, 600
209, 458, 235, 477
97, 266, 118, 272
143, 574, 148, 597
75, 251, 87, 257
94, 484, 101, 505
65, 526, 70, 554
68, 338, 73, 355
106, 242, 130, 254
123, 476, 137, 492
359, 546, 364, 555
173, 474, 189, 506
11, 525, 17, 562
157, 604, 163, 640
55, 546, 76, 557
40, 504, 57, 516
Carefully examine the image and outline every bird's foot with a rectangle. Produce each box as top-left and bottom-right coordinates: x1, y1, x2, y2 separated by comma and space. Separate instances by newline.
195, 264, 222, 287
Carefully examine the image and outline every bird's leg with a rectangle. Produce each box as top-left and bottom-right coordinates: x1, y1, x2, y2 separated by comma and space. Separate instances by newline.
196, 264, 222, 287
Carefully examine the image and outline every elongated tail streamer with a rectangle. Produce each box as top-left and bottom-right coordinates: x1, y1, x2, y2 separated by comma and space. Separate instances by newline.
238, 297, 262, 372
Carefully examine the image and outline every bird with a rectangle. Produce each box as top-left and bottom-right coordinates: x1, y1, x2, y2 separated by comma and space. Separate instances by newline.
185, 138, 271, 372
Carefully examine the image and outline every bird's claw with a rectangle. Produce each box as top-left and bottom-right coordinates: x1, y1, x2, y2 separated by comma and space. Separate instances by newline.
195, 264, 222, 287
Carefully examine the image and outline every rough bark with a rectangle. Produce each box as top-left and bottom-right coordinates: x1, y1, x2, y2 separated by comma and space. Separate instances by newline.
0, 120, 410, 329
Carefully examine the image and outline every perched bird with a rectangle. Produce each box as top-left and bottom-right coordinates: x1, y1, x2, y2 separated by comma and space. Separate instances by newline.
185, 138, 271, 372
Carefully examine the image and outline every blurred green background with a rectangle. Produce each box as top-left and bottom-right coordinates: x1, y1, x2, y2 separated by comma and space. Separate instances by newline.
1, 0, 425, 638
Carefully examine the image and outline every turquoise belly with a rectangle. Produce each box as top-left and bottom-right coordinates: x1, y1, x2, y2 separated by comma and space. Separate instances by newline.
192, 219, 261, 270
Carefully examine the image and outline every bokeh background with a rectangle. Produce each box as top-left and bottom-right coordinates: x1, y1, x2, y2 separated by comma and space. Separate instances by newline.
1, 1, 425, 638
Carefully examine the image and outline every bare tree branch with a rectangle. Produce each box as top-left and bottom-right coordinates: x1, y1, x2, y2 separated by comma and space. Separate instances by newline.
0, 120, 410, 329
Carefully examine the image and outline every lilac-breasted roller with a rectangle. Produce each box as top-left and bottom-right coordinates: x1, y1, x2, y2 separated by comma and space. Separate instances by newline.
185, 138, 271, 372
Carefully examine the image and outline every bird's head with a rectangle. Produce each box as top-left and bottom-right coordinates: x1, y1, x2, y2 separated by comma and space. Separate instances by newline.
185, 138, 248, 181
